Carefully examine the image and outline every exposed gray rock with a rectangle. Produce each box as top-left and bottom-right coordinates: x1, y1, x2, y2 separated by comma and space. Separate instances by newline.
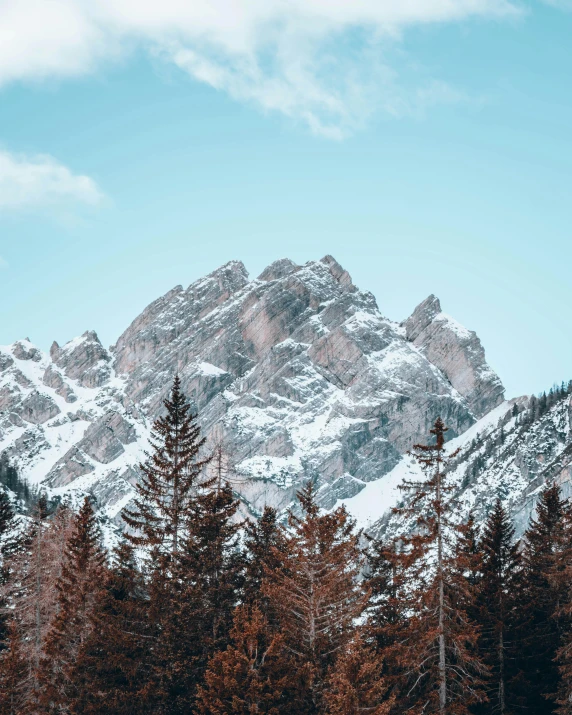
258, 258, 299, 282
46, 446, 95, 488
43, 365, 77, 403
77, 411, 137, 464
0, 353, 14, 372
12, 341, 41, 362
404, 295, 505, 418
52, 331, 111, 388
19, 391, 60, 424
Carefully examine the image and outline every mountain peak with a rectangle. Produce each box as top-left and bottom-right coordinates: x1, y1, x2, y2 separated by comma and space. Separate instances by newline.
320, 255, 356, 292
0, 257, 516, 535
404, 295, 504, 419
258, 258, 299, 282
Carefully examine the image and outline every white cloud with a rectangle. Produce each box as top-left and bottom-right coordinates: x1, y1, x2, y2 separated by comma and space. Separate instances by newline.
0, 256, 8, 268
0, 151, 103, 211
0, 0, 523, 137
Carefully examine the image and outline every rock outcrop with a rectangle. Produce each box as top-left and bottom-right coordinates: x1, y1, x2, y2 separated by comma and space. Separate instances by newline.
404, 295, 505, 418
51, 331, 111, 388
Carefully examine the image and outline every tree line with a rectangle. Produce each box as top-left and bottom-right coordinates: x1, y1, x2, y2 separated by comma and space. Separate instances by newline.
2, 377, 572, 713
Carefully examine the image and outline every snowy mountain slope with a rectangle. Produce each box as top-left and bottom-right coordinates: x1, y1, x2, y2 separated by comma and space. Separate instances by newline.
351, 390, 572, 540
1, 254, 541, 533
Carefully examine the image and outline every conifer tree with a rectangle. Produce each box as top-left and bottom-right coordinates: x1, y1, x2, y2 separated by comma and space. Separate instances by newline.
0, 488, 17, 649
323, 632, 393, 715
474, 499, 521, 715
0, 620, 29, 715
264, 482, 367, 712
394, 418, 486, 715
151, 480, 243, 713
555, 511, 572, 714
362, 536, 410, 701
519, 483, 571, 714
39, 497, 107, 712
196, 604, 298, 715
243, 505, 285, 613
6, 499, 75, 707
0, 488, 15, 545
123, 375, 212, 560
70, 540, 150, 715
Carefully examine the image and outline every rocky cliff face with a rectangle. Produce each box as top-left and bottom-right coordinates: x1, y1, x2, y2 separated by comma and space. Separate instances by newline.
5, 255, 551, 535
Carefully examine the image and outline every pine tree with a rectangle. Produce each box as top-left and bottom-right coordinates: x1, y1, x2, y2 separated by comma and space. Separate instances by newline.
474, 499, 521, 715
394, 418, 486, 714
39, 497, 107, 712
520, 483, 570, 713
4, 499, 75, 708
555, 510, 572, 714
69, 540, 150, 715
323, 632, 393, 715
0, 620, 29, 715
263, 482, 367, 712
519, 483, 572, 714
0, 488, 17, 649
150, 480, 243, 713
0, 488, 15, 543
123, 375, 212, 561
243, 505, 285, 614
196, 604, 298, 715
362, 536, 409, 701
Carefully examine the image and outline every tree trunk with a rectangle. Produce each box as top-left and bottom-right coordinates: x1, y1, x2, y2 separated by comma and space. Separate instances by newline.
437, 465, 447, 714
499, 628, 505, 714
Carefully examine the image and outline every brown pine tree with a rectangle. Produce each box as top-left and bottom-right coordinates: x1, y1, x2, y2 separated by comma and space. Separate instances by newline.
0, 620, 29, 715
323, 632, 393, 715
394, 418, 487, 715
38, 497, 107, 712
196, 604, 298, 715
243, 505, 285, 614
0, 497, 74, 710
263, 482, 367, 713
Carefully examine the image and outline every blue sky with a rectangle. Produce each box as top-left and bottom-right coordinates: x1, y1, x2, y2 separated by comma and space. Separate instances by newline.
0, 0, 570, 399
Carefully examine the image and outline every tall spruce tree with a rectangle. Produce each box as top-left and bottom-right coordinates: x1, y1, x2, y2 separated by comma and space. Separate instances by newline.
474, 499, 521, 715
362, 536, 411, 703
123, 375, 212, 561
555, 510, 572, 714
394, 418, 486, 715
150, 480, 243, 713
519, 483, 572, 714
243, 505, 285, 613
263, 482, 367, 713
39, 497, 107, 712
69, 540, 150, 715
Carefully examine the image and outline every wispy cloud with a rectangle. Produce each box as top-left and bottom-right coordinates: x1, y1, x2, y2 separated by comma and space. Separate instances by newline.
0, 255, 8, 268
0, 151, 103, 211
0, 0, 524, 137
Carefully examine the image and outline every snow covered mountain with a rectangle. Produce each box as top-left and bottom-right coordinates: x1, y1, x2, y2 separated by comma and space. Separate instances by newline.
1, 255, 568, 534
